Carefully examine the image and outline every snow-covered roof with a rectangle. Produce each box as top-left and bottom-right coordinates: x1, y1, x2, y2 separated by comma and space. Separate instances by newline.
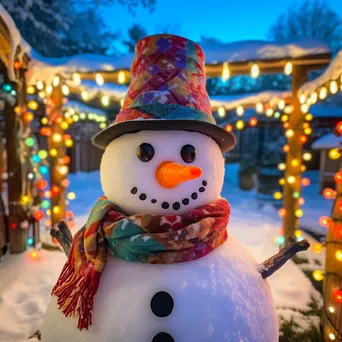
312, 132, 342, 150
26, 38, 331, 86
65, 100, 107, 116
299, 50, 342, 96
211, 91, 290, 110
201, 38, 331, 64
310, 104, 342, 118
0, 3, 31, 80
26, 51, 121, 85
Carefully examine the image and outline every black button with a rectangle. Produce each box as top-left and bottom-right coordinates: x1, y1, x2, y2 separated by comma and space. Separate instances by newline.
139, 193, 147, 201
172, 202, 180, 210
150, 291, 174, 317
131, 187, 138, 194
162, 202, 170, 209
182, 198, 189, 205
151, 199, 157, 203
202, 180, 207, 186
191, 192, 198, 200
199, 187, 205, 193
152, 332, 174, 342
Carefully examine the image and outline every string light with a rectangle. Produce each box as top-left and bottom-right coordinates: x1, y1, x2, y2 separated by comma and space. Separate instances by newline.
225, 124, 233, 132
81, 90, 89, 101
299, 94, 306, 104
118, 71, 126, 84
52, 75, 60, 87
299, 135, 308, 144
73, 73, 81, 85
52, 133, 63, 143
333, 289, 342, 303
328, 148, 341, 160
236, 120, 244, 130
95, 73, 104, 86
330, 81, 338, 94
328, 333, 336, 340
335, 172, 342, 183
284, 61, 292, 75
27, 85, 35, 94
67, 192, 76, 200
301, 178, 310, 186
248, 117, 258, 127
266, 108, 273, 117
278, 208, 287, 217
28, 101, 38, 110
62, 85, 70, 96
222, 62, 230, 81
36, 80, 44, 90
218, 107, 226, 118
251, 64, 260, 78
50, 148, 58, 157
312, 270, 324, 281
287, 176, 296, 184
277, 100, 285, 111
285, 129, 294, 138
256, 102, 264, 113
304, 127, 312, 135
101, 95, 110, 107
335, 249, 342, 262
328, 306, 335, 313
319, 216, 331, 227
273, 192, 282, 200
319, 87, 328, 100
236, 106, 244, 116
323, 188, 336, 200
278, 163, 286, 171
281, 115, 288, 122
46, 85, 53, 95
295, 209, 304, 217
303, 152, 312, 161
305, 113, 313, 121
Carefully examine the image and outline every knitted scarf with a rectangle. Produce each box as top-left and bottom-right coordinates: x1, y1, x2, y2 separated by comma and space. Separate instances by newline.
52, 196, 230, 330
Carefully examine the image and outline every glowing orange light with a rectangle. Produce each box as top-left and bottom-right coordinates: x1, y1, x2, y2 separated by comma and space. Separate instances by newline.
333, 289, 342, 303
301, 178, 310, 186
40, 127, 52, 136
66, 211, 74, 219
52, 185, 60, 195
283, 122, 290, 129
335, 172, 342, 184
319, 216, 332, 227
225, 124, 233, 132
14, 61, 21, 70
61, 178, 70, 188
55, 116, 63, 124
278, 208, 287, 217
63, 134, 71, 141
283, 145, 290, 153
336, 121, 342, 134
37, 179, 47, 190
248, 117, 258, 127
33, 211, 44, 221
338, 200, 342, 214
323, 188, 336, 200
298, 197, 305, 206
299, 135, 308, 144
44, 190, 52, 199
24, 112, 34, 122
64, 156, 71, 164
31, 250, 38, 258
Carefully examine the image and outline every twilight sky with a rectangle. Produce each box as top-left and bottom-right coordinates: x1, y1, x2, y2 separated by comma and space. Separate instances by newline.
102, 0, 342, 52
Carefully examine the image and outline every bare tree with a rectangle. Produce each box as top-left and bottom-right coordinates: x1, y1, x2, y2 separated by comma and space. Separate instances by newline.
122, 24, 147, 53
267, 0, 342, 54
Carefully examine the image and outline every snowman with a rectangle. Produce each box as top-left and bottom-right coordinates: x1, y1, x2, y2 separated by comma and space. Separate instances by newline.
42, 34, 309, 342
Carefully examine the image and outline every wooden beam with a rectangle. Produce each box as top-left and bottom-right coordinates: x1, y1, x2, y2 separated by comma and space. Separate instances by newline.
282, 65, 308, 238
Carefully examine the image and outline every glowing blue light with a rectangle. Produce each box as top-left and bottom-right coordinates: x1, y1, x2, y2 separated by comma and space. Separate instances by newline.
39, 165, 49, 175
27, 237, 34, 245
276, 236, 285, 245
32, 155, 40, 163
2, 84, 12, 92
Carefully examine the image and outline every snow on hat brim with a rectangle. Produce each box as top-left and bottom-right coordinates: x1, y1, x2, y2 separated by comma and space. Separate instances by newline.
92, 105, 236, 152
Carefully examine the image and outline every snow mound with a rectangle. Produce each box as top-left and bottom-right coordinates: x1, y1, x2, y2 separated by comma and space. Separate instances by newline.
65, 100, 107, 116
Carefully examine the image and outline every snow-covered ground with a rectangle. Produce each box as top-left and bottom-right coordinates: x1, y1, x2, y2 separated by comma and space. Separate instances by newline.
0, 164, 330, 341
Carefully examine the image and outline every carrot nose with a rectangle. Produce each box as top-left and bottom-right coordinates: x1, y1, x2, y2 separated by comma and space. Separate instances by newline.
155, 161, 202, 188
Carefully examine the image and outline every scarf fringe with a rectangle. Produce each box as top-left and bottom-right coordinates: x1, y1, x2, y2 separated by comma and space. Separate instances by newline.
51, 259, 100, 330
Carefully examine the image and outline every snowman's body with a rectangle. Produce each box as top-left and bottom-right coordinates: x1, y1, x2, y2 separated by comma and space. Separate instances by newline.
42, 130, 279, 341
42, 234, 278, 342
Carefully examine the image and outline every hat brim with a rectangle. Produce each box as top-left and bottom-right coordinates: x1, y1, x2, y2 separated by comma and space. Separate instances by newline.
92, 119, 236, 152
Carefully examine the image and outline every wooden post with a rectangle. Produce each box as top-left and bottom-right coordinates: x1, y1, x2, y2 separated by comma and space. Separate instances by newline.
0, 135, 7, 254
4, 75, 28, 253
323, 162, 342, 341
282, 65, 308, 238
48, 84, 66, 228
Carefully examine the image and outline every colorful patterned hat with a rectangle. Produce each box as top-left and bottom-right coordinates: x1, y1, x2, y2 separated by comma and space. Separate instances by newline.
93, 34, 236, 152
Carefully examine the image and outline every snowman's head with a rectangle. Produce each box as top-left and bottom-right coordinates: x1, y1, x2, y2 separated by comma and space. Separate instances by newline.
100, 130, 225, 215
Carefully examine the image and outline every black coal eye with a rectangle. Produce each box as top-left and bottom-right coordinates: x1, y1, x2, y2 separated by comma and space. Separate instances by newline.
137, 143, 155, 162
181, 144, 197, 163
